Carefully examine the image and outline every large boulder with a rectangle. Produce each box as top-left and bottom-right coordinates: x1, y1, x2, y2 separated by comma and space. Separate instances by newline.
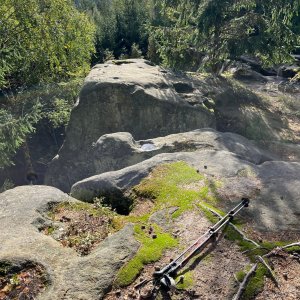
0, 186, 139, 299
70, 150, 256, 203
45, 59, 215, 192
45, 128, 274, 193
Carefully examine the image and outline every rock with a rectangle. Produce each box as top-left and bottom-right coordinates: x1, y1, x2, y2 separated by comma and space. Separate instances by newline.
249, 161, 300, 232
207, 76, 295, 143
46, 128, 274, 193
0, 186, 139, 299
256, 141, 300, 161
278, 81, 300, 94
71, 151, 300, 234
230, 65, 268, 83
277, 65, 300, 78
239, 55, 277, 76
149, 207, 179, 231
45, 59, 215, 192
70, 150, 255, 203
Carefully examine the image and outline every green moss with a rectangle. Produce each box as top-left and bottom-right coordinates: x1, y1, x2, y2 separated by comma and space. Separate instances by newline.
175, 271, 194, 290
284, 245, 300, 252
115, 225, 177, 287
243, 264, 267, 299
133, 162, 214, 219
197, 202, 223, 224
46, 226, 55, 235
235, 270, 246, 282
224, 226, 256, 253
260, 240, 291, 250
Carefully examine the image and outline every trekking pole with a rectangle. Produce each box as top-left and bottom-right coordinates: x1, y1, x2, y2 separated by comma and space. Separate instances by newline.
153, 198, 249, 288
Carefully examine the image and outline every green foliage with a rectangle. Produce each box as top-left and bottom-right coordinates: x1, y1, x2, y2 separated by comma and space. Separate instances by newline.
43, 79, 83, 128
47, 98, 72, 128
147, 0, 202, 70
0, 0, 95, 89
0, 79, 82, 167
0, 179, 15, 193
198, 0, 300, 70
0, 101, 42, 168
148, 0, 300, 71
130, 43, 143, 58
103, 49, 115, 62
76, 0, 149, 62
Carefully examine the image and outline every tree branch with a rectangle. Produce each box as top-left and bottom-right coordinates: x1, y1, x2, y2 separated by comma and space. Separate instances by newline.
232, 263, 258, 300
257, 255, 278, 287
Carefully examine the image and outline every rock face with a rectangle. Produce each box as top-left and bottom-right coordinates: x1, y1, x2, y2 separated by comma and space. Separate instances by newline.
70, 150, 256, 203
45, 59, 215, 192
0, 186, 139, 299
46, 127, 273, 193
71, 151, 300, 235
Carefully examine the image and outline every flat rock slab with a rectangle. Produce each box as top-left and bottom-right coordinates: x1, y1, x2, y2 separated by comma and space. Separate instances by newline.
71, 150, 254, 201
0, 186, 139, 300
71, 151, 300, 235
46, 128, 275, 194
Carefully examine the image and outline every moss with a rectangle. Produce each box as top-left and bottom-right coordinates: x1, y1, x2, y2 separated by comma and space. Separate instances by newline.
284, 245, 300, 252
45, 226, 55, 235
243, 264, 267, 299
115, 225, 177, 287
196, 202, 226, 225
175, 271, 194, 290
260, 240, 291, 250
235, 270, 246, 282
133, 162, 210, 218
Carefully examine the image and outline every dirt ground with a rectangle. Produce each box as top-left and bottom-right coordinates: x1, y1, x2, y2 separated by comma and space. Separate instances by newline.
0, 263, 48, 300
105, 211, 250, 300
43, 203, 113, 256
255, 250, 300, 300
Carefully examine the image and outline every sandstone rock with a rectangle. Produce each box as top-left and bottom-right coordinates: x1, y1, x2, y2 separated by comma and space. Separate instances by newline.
0, 186, 139, 299
46, 128, 274, 193
256, 141, 300, 161
250, 161, 300, 232
70, 150, 254, 204
71, 151, 300, 234
45, 59, 215, 192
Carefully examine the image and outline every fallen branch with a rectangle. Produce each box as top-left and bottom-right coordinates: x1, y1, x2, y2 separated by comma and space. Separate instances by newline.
232, 263, 258, 300
206, 207, 260, 248
281, 242, 300, 250
257, 255, 278, 287
263, 242, 300, 258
